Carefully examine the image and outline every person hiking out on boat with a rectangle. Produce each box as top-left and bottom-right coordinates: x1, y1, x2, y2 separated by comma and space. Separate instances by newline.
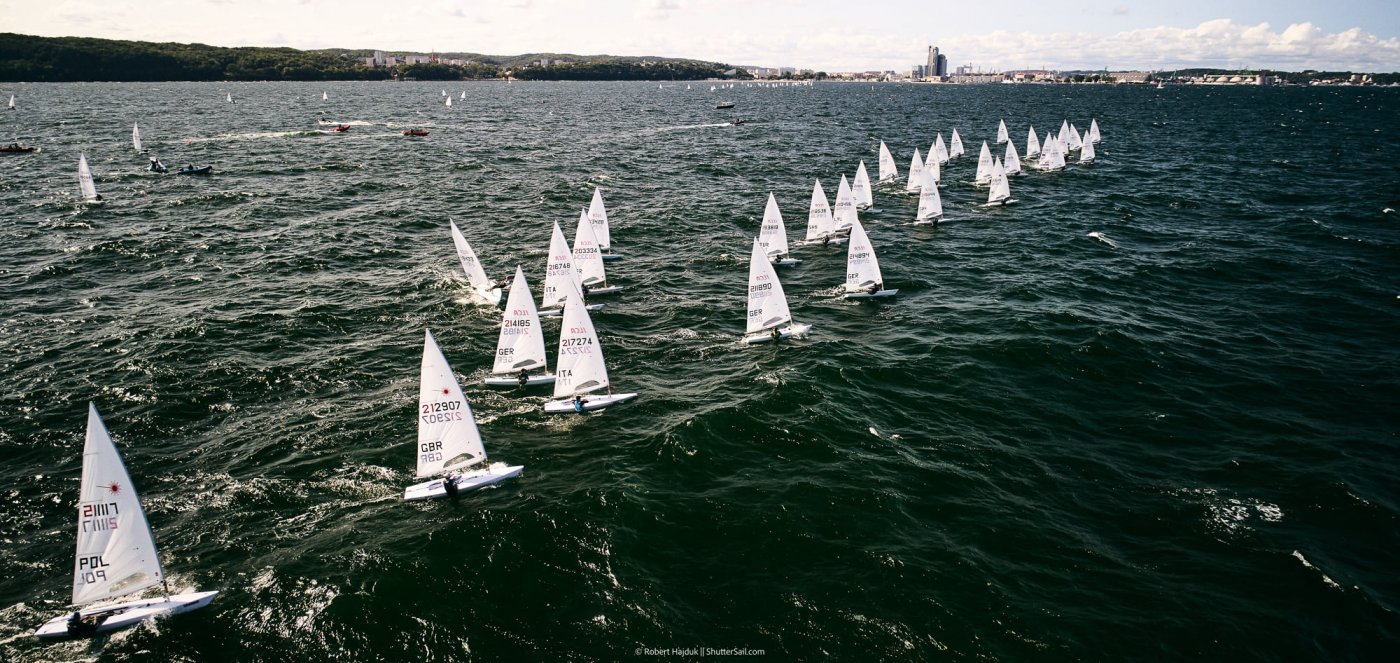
868, 282, 881, 295
517, 369, 529, 386
772, 327, 781, 340
572, 394, 585, 413
580, 282, 591, 297
443, 472, 459, 497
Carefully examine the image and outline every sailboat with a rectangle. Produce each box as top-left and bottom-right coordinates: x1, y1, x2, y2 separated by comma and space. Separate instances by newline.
486, 267, 555, 387
225, 92, 232, 103
449, 220, 503, 306
800, 179, 845, 246
588, 187, 622, 261
996, 119, 1009, 144
833, 174, 859, 233
441, 89, 447, 96
403, 330, 523, 501
33, 403, 218, 639
1003, 140, 1023, 175
1079, 130, 1096, 164
1068, 123, 1083, 151
1025, 126, 1041, 158
1057, 120, 1071, 151
1088, 118, 1101, 144
842, 219, 896, 299
984, 158, 1016, 206
932, 133, 949, 164
322, 91, 328, 101
1038, 135, 1066, 171
446, 96, 453, 107
131, 123, 143, 153
542, 285, 638, 414
758, 193, 799, 266
540, 221, 604, 317
925, 150, 941, 186
949, 129, 965, 158
877, 140, 898, 184
572, 209, 622, 295
743, 238, 810, 344
852, 161, 873, 210
7, 94, 13, 110
974, 142, 994, 186
460, 91, 466, 100
905, 149, 925, 193
77, 153, 100, 203
913, 167, 944, 225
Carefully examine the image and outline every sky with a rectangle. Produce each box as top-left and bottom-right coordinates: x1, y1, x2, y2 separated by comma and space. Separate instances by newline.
4, 0, 1400, 72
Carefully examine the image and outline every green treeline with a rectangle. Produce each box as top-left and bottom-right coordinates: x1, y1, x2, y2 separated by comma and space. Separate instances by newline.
0, 33, 740, 82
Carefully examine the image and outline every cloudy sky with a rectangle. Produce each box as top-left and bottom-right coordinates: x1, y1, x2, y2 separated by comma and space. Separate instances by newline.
5, 0, 1399, 71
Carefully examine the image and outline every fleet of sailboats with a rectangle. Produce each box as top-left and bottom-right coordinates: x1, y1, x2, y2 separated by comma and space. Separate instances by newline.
33, 404, 218, 639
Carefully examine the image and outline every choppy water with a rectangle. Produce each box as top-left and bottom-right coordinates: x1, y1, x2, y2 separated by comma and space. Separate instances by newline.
2, 80, 1399, 661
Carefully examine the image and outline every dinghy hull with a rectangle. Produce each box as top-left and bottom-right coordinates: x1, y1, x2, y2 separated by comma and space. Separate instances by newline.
742, 323, 812, 345
844, 289, 899, 300
540, 303, 604, 318
543, 392, 638, 414
484, 374, 556, 387
799, 237, 849, 247
581, 285, 623, 296
403, 464, 524, 501
34, 591, 218, 640
600, 254, 623, 262
772, 257, 802, 266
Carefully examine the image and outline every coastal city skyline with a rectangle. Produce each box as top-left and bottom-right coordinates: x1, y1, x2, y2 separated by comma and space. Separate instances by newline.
4, 0, 1400, 73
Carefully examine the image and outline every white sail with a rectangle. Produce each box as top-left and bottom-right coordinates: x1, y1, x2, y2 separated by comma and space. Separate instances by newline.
552, 285, 610, 399
446, 96, 453, 107
7, 94, 13, 109
804, 179, 835, 241
926, 151, 941, 185
933, 133, 949, 164
572, 208, 608, 286
1080, 130, 1096, 163
949, 129, 965, 157
746, 238, 792, 334
975, 142, 993, 185
541, 221, 576, 310
449, 220, 501, 305
493, 267, 549, 376
322, 91, 328, 101
996, 119, 1009, 144
1089, 118, 1101, 144
905, 149, 924, 192
1068, 123, 1083, 150
460, 91, 466, 99
852, 161, 873, 208
417, 330, 487, 478
1026, 126, 1041, 157
226, 92, 232, 103
844, 219, 884, 292
987, 159, 1011, 204
758, 193, 790, 257
131, 123, 142, 152
1058, 120, 1070, 150
877, 141, 898, 183
77, 153, 99, 202
1004, 140, 1022, 175
71, 403, 164, 606
1040, 136, 1066, 170
834, 174, 859, 232
915, 167, 943, 222
588, 187, 612, 251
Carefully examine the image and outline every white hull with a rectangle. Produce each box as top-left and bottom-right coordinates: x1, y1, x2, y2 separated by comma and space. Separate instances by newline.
484, 373, 556, 387
403, 463, 524, 501
582, 284, 623, 296
600, 253, 623, 262
34, 591, 218, 640
543, 392, 639, 414
799, 236, 849, 247
540, 303, 604, 318
469, 288, 503, 307
982, 198, 1018, 207
844, 289, 899, 300
742, 323, 812, 345
772, 257, 801, 267
913, 216, 943, 225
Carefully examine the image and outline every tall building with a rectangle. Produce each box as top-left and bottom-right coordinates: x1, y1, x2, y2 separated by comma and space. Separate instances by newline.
925, 46, 948, 78
936, 53, 948, 77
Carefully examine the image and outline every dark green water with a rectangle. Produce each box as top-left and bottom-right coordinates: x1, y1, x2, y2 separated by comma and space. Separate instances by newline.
2, 81, 1399, 661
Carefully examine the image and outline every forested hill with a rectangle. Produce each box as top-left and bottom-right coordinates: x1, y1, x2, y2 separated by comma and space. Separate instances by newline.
0, 33, 741, 82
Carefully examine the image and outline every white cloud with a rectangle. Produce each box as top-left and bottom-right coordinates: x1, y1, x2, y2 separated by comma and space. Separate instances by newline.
637, 0, 685, 21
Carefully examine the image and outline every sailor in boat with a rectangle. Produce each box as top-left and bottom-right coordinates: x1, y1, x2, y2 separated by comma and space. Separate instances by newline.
149, 157, 167, 173
443, 471, 460, 498
580, 282, 591, 297
771, 327, 781, 340
517, 369, 530, 387
67, 611, 100, 637
572, 394, 586, 413
868, 282, 882, 295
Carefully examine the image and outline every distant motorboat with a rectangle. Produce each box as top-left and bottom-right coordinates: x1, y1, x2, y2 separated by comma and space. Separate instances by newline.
716, 101, 735, 109
403, 129, 429, 136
